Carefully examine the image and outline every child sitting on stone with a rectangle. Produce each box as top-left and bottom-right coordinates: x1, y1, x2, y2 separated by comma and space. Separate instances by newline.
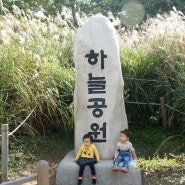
74, 133, 100, 185
113, 129, 137, 173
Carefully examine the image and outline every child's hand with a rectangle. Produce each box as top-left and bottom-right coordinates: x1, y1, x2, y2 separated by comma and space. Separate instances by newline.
97, 160, 100, 163
73, 159, 77, 162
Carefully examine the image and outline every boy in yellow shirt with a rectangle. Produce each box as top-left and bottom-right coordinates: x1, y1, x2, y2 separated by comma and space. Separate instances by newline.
74, 134, 100, 185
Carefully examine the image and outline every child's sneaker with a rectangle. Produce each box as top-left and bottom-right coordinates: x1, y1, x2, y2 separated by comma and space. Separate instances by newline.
120, 167, 128, 173
92, 178, 96, 184
78, 179, 83, 185
112, 165, 119, 171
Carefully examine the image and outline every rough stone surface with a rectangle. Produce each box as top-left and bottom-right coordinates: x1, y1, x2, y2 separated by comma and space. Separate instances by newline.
56, 15, 142, 185
74, 14, 128, 160
56, 151, 141, 185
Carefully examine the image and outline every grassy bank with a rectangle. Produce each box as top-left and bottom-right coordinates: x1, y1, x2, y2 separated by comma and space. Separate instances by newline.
1, 7, 185, 136
0, 133, 74, 183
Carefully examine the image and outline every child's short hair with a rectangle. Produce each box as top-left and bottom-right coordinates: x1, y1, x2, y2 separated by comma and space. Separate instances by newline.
120, 129, 130, 137
83, 133, 93, 143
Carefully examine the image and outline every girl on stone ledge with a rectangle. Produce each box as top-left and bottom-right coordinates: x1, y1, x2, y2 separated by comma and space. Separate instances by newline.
74, 133, 100, 185
113, 129, 137, 173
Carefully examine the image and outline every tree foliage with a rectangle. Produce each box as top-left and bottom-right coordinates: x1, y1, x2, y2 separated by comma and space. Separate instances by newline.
3, 0, 185, 19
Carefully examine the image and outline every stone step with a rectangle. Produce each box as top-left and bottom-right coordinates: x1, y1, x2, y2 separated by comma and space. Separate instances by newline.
56, 151, 142, 185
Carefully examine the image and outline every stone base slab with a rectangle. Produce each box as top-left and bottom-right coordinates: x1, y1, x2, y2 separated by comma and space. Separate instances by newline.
56, 151, 142, 185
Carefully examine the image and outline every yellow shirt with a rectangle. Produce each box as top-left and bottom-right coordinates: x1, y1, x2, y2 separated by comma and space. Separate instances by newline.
75, 143, 100, 161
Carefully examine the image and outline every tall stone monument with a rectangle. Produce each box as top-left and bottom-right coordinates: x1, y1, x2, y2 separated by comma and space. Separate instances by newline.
56, 15, 141, 185
74, 14, 128, 160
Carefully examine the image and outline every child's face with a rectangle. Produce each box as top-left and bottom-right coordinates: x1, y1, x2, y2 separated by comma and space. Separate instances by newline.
83, 138, 91, 147
120, 133, 128, 142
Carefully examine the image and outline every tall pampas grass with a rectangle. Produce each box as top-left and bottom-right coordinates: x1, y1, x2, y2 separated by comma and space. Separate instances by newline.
120, 7, 185, 130
0, 5, 76, 136
1, 3, 185, 136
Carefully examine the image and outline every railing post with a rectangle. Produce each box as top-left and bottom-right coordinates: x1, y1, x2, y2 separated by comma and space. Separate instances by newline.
37, 160, 49, 185
1, 124, 9, 182
160, 97, 167, 128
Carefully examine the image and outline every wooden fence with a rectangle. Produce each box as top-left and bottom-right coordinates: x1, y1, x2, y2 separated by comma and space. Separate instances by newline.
0, 160, 49, 185
1, 124, 8, 182
1, 123, 49, 185
1, 108, 36, 182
